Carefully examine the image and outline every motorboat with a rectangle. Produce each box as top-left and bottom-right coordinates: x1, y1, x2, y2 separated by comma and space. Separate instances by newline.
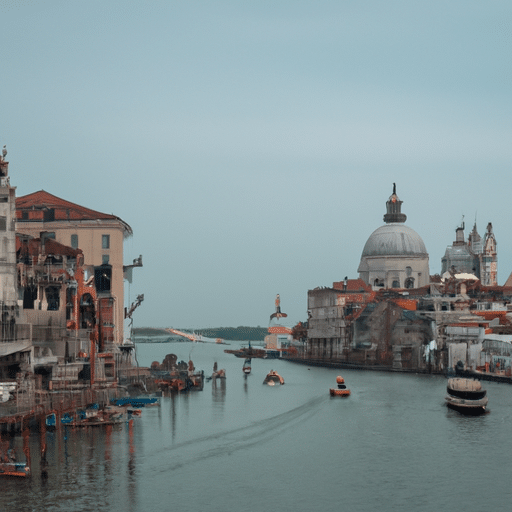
46, 412, 56, 430
112, 397, 158, 407
243, 358, 251, 375
263, 370, 284, 386
0, 461, 30, 478
445, 377, 488, 415
330, 375, 350, 397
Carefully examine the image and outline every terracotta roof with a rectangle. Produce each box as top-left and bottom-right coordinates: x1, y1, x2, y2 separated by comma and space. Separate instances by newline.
16, 190, 132, 234
504, 272, 512, 288
16, 236, 83, 258
332, 278, 372, 293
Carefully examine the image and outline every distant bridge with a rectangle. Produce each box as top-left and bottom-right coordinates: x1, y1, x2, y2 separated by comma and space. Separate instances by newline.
166, 328, 226, 344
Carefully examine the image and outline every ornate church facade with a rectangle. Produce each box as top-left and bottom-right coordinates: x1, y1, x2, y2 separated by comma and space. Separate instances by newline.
442, 221, 497, 286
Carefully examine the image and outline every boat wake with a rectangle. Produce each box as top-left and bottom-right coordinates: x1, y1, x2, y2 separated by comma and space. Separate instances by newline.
153, 395, 326, 472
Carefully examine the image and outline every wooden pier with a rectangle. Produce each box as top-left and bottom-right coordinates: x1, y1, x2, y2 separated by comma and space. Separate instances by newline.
0, 387, 120, 433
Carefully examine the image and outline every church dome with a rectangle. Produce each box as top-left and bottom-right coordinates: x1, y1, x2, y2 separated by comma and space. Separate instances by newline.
358, 185, 430, 290
361, 224, 428, 258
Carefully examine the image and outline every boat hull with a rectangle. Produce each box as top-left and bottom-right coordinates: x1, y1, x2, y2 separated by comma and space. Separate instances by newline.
445, 395, 488, 415
263, 371, 284, 385
330, 388, 350, 397
447, 387, 487, 400
112, 397, 158, 407
445, 377, 488, 415
0, 462, 30, 477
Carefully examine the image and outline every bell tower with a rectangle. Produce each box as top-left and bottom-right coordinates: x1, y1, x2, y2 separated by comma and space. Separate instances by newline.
0, 144, 18, 309
481, 222, 497, 286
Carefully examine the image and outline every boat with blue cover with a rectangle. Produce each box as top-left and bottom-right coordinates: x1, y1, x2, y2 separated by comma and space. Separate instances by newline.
112, 397, 158, 407
0, 461, 30, 478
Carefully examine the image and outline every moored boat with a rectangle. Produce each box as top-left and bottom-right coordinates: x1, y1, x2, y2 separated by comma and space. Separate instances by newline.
151, 355, 205, 391
112, 397, 158, 407
46, 412, 56, 430
243, 358, 251, 375
330, 375, 351, 397
0, 461, 30, 478
224, 344, 266, 359
263, 370, 284, 386
60, 412, 73, 425
445, 378, 488, 415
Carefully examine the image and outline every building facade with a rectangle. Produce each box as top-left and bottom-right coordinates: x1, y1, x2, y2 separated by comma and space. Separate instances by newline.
0, 156, 17, 307
15, 190, 133, 347
303, 185, 512, 374
442, 221, 497, 286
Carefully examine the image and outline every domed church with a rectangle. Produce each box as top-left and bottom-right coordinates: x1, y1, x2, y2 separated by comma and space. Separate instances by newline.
358, 184, 430, 290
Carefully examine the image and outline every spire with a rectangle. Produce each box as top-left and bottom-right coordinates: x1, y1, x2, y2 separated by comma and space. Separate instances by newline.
383, 183, 407, 223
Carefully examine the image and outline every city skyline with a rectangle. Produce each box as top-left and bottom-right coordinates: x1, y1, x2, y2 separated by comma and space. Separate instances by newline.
2, 1, 511, 328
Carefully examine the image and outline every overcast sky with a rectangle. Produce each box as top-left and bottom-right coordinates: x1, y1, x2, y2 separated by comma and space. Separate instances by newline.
2, 1, 511, 329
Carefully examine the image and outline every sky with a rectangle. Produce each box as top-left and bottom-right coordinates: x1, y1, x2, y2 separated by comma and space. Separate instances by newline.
1, 1, 511, 329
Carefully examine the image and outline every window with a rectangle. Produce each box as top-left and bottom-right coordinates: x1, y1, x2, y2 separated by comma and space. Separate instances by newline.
41, 232, 55, 243
23, 286, 37, 309
43, 208, 55, 222
45, 286, 60, 311
102, 234, 110, 249
0, 216, 6, 231
405, 278, 415, 289
102, 254, 110, 264
94, 265, 112, 292
71, 234, 78, 249
392, 280, 400, 288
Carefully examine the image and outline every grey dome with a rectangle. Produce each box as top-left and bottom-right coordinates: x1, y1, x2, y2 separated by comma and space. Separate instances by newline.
361, 224, 428, 257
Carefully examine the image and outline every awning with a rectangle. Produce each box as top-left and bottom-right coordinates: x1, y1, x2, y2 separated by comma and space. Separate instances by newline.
0, 341, 32, 358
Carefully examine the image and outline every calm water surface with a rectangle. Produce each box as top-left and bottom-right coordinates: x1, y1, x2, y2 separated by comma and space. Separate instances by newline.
2, 341, 512, 512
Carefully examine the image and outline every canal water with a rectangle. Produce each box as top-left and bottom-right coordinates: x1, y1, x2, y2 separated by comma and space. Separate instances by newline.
2, 340, 512, 512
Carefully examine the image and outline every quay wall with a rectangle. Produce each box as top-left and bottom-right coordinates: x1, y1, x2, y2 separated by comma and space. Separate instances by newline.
284, 356, 437, 375
0, 387, 120, 433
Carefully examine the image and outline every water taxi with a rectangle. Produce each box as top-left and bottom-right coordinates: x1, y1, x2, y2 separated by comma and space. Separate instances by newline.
445, 377, 488, 415
330, 375, 350, 397
263, 370, 284, 386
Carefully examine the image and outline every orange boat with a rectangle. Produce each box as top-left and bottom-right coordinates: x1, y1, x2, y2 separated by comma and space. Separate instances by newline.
263, 370, 284, 386
330, 375, 350, 397
0, 462, 30, 478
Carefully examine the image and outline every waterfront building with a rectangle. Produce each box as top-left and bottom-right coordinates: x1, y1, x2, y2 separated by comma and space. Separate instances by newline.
357, 184, 430, 290
0, 150, 141, 393
306, 280, 434, 370
0, 152, 17, 331
307, 279, 373, 360
14, 233, 122, 388
0, 149, 33, 381
303, 185, 511, 375
16, 190, 136, 347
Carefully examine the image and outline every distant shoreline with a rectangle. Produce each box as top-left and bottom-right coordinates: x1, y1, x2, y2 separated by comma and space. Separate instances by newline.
132, 326, 268, 342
